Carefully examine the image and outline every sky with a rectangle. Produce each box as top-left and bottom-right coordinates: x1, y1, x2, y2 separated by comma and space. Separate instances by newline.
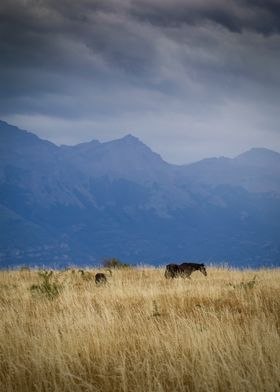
1, 0, 280, 164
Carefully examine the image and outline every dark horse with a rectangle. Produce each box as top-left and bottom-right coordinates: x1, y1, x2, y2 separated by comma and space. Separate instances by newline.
95, 273, 107, 285
165, 263, 207, 279
95, 269, 112, 286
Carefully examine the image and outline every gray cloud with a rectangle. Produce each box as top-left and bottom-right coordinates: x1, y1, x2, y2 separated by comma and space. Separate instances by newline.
132, 0, 280, 34
0, 0, 280, 163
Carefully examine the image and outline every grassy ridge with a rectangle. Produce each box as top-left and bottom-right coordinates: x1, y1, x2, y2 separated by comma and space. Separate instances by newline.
1, 267, 280, 391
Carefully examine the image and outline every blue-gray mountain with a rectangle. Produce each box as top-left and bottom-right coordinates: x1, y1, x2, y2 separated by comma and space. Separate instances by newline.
1, 120, 280, 268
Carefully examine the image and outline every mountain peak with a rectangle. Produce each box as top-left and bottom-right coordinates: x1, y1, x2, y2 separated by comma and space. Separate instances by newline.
105, 133, 154, 153
238, 147, 279, 156
122, 133, 137, 139
118, 134, 143, 144
235, 147, 280, 166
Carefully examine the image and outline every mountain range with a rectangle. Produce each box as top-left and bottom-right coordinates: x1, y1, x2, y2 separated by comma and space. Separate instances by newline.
1, 119, 280, 268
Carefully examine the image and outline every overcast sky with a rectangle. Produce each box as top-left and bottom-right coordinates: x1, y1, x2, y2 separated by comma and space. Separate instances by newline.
1, 0, 280, 163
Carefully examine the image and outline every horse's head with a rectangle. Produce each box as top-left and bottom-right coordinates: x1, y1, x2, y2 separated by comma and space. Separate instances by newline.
199, 264, 207, 276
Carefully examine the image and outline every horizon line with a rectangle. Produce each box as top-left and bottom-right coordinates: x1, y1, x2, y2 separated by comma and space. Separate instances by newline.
1, 118, 279, 166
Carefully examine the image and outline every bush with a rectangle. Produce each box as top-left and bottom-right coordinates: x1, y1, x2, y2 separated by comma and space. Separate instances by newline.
103, 258, 131, 269
30, 270, 63, 300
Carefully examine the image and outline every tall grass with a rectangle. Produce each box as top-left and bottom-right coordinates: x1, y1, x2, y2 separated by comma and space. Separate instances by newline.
1, 267, 280, 391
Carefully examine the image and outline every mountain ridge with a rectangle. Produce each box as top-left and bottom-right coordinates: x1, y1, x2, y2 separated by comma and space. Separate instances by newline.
1, 120, 280, 268
2, 119, 280, 166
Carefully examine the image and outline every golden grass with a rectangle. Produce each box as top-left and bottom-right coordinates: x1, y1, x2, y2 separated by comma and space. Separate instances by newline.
1, 267, 280, 392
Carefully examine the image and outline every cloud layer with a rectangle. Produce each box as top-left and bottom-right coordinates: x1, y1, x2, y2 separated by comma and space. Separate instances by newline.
1, 0, 280, 163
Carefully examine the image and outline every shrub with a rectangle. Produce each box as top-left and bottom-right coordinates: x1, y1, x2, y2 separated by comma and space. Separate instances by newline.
30, 270, 63, 300
103, 258, 131, 269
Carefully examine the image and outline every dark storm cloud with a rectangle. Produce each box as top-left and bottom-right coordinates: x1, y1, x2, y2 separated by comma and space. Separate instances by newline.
1, 0, 279, 75
0, 0, 280, 163
132, 0, 280, 34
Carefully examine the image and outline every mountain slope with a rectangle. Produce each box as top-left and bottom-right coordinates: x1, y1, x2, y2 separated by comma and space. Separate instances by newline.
179, 148, 280, 193
1, 120, 280, 267
61, 134, 176, 185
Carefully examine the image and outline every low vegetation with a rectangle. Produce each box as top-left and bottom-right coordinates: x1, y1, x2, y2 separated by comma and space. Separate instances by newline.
1, 267, 280, 391
103, 257, 131, 269
30, 270, 63, 299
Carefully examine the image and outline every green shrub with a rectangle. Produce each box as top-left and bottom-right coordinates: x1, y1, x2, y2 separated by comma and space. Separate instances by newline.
30, 270, 63, 300
103, 258, 131, 269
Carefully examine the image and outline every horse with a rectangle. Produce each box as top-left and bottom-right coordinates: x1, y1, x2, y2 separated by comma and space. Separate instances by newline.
165, 263, 207, 279
95, 273, 107, 285
164, 263, 180, 279
95, 269, 112, 286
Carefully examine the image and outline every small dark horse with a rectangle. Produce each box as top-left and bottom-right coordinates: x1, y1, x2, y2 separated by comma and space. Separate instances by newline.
165, 263, 207, 279
95, 273, 107, 285
95, 269, 112, 286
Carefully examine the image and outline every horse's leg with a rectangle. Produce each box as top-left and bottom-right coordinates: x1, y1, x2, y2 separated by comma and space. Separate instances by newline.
165, 270, 171, 279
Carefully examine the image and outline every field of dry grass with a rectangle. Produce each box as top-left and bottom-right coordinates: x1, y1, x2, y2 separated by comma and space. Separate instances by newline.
1, 266, 280, 392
